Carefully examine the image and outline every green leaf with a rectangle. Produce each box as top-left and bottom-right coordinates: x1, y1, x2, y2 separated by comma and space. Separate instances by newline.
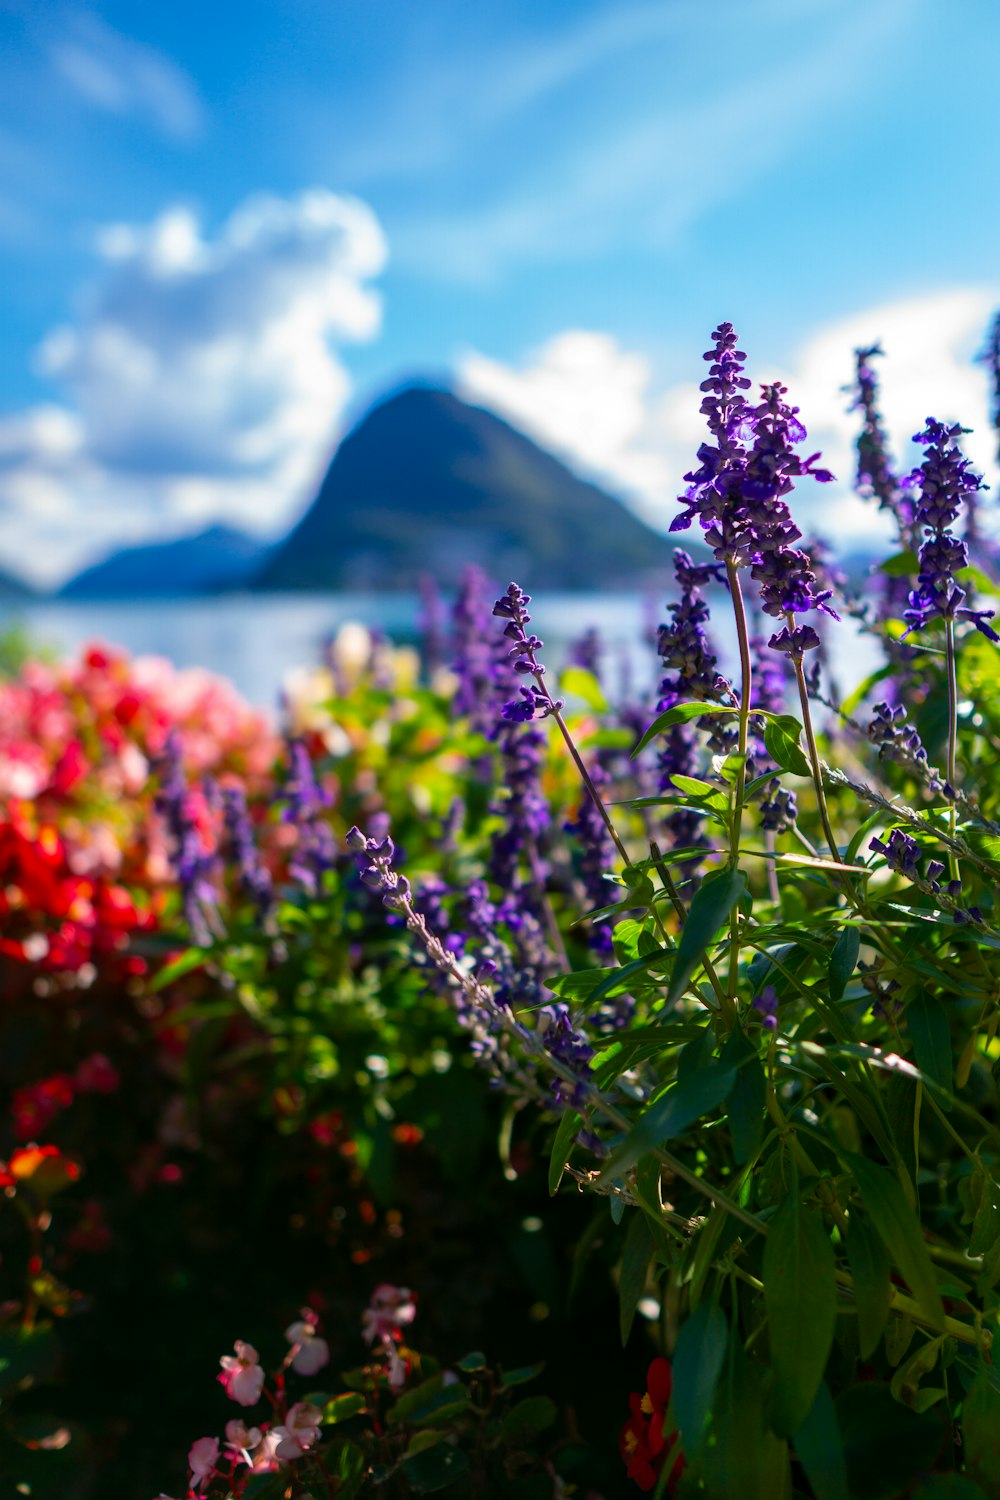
150, 945, 210, 991
598, 1056, 739, 1182
322, 1391, 367, 1424
559, 664, 608, 711
631, 701, 738, 757
702, 1331, 790, 1500
829, 927, 860, 1002
499, 1361, 545, 1390
502, 1395, 557, 1439
890, 1334, 946, 1408
912, 1479, 988, 1500
401, 1444, 471, 1493
843, 1152, 945, 1332
619, 1211, 655, 1345
794, 1381, 849, 1500
763, 714, 810, 777
880, 549, 920, 577
963, 1362, 1000, 1488
837, 1384, 946, 1500
548, 1109, 581, 1195
763, 1188, 837, 1437
844, 1212, 892, 1360
907, 992, 953, 1103
722, 1027, 766, 1164
454, 1351, 487, 1373
672, 1302, 727, 1461
667, 867, 747, 1005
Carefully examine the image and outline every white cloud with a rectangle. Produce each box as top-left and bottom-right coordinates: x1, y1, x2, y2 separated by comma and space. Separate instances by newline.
51, 13, 206, 143
458, 286, 1000, 552
0, 189, 387, 585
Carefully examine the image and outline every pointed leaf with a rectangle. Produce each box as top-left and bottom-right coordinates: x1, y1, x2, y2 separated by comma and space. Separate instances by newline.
763, 1188, 837, 1437
598, 1058, 738, 1183
763, 714, 810, 778
907, 992, 953, 1103
829, 927, 860, 1002
619, 1212, 655, 1345
632, 701, 738, 757
672, 1302, 727, 1461
794, 1380, 849, 1500
722, 1027, 766, 1164
844, 1153, 945, 1331
963, 1362, 1000, 1489
548, 1110, 581, 1195
667, 867, 747, 1005
845, 1212, 891, 1360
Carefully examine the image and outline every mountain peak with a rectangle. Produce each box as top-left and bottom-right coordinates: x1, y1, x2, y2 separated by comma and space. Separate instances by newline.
257, 384, 665, 592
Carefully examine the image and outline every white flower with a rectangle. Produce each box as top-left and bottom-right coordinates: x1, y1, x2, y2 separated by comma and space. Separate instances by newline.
218, 1340, 265, 1406
273, 1401, 323, 1459
285, 1317, 330, 1376
224, 1418, 262, 1464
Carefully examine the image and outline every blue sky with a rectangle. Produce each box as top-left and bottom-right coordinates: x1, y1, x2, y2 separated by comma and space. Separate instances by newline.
2, 0, 999, 583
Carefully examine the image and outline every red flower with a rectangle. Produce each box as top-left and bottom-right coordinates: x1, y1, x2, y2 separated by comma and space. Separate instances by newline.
620, 1358, 686, 1493
0, 1144, 82, 1197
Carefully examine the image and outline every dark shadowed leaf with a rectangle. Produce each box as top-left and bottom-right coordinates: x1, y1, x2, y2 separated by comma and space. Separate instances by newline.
963, 1363, 1000, 1489
794, 1380, 848, 1500
722, 1026, 766, 1164
763, 1188, 837, 1437
907, 992, 953, 1102
844, 1211, 891, 1360
829, 927, 860, 1002
672, 1302, 727, 1462
598, 1056, 738, 1182
619, 1210, 655, 1345
843, 1153, 945, 1331
836, 1383, 946, 1500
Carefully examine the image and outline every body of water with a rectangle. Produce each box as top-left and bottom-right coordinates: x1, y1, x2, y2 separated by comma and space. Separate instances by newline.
0, 590, 882, 709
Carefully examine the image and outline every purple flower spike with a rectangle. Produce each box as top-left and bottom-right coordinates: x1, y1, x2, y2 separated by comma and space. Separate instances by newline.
493, 583, 564, 723
902, 419, 996, 641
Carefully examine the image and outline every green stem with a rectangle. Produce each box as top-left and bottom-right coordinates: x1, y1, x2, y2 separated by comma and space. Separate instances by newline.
945, 617, 960, 883
726, 562, 754, 1001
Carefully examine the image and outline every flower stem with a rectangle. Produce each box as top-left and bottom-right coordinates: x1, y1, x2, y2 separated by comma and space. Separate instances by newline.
725, 562, 753, 1001
945, 617, 960, 883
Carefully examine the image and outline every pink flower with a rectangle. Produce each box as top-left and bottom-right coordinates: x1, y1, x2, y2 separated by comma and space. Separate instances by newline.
361, 1283, 416, 1345
218, 1341, 265, 1406
285, 1312, 330, 1376
273, 1401, 323, 1460
188, 1435, 220, 1491
74, 1052, 120, 1094
224, 1418, 262, 1465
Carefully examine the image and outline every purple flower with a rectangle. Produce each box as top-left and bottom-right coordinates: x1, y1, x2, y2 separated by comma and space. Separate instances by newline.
222, 785, 274, 920
569, 627, 603, 679
280, 741, 336, 894
849, 344, 912, 538
901, 419, 996, 641
753, 984, 779, 1031
869, 828, 922, 880
155, 731, 219, 946
977, 311, 1000, 469
492, 583, 564, 723
868, 701, 945, 793
452, 565, 509, 733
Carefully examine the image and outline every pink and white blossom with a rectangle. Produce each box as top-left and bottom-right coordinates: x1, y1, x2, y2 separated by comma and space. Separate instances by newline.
273, 1401, 324, 1460
224, 1418, 262, 1464
285, 1311, 330, 1376
361, 1283, 416, 1345
187, 1435, 220, 1491
218, 1340, 265, 1406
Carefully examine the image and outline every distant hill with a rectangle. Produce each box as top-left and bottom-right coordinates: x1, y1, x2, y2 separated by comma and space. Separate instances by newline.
0, 564, 37, 602
256, 385, 667, 591
60, 525, 269, 600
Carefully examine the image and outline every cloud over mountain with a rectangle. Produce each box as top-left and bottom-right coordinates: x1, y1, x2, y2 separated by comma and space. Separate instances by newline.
0, 189, 387, 585
459, 288, 1000, 546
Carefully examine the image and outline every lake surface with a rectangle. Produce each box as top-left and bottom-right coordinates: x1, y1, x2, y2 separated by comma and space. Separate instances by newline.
0, 590, 882, 710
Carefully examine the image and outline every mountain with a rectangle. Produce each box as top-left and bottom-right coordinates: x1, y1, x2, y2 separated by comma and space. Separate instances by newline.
59, 525, 269, 600
0, 564, 37, 601
256, 385, 667, 591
